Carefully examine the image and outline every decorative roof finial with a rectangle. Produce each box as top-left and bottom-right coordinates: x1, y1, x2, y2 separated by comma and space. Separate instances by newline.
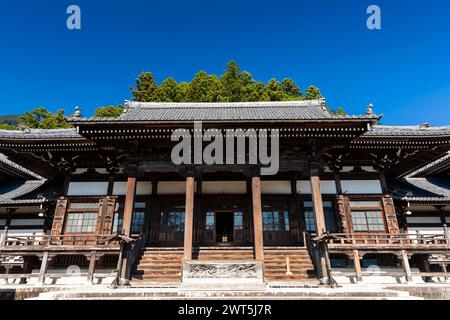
419, 123, 431, 130
74, 105, 82, 118
124, 100, 131, 113
19, 124, 31, 134
366, 103, 374, 115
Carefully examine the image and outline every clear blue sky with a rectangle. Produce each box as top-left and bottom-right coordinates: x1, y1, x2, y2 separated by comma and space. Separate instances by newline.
1, 0, 450, 125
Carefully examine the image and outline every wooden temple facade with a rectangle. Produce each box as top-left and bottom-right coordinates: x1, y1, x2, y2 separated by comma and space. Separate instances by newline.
0, 100, 450, 285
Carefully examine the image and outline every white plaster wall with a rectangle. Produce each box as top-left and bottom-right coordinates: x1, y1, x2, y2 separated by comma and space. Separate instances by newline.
67, 182, 108, 196
341, 180, 382, 194
9, 218, 45, 226
407, 227, 445, 235
406, 216, 443, 224
296, 180, 337, 194
112, 181, 152, 196
260, 181, 291, 194
202, 181, 246, 194
158, 181, 188, 195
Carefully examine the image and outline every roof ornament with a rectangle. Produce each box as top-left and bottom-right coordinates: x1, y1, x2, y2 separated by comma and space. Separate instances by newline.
124, 100, 131, 113
73, 105, 82, 118
366, 103, 374, 116
19, 124, 31, 134
419, 123, 431, 130
319, 98, 327, 111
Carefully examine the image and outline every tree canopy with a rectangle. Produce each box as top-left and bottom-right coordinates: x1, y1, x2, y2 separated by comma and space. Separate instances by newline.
130, 61, 312, 103
19, 107, 71, 129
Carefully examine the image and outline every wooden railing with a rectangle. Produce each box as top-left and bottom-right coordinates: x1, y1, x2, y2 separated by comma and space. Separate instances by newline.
0, 234, 120, 250
325, 232, 450, 248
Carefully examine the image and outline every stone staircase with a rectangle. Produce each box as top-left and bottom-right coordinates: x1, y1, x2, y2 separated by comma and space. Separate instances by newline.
131, 247, 317, 285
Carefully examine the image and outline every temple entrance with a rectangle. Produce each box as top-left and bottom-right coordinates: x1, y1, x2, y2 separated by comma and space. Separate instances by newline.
215, 212, 234, 243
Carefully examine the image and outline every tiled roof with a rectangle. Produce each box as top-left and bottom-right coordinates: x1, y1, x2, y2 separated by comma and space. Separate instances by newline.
363, 125, 450, 137
0, 128, 82, 140
0, 180, 47, 202
0, 153, 43, 180
68, 100, 380, 123
391, 178, 450, 202
406, 152, 450, 178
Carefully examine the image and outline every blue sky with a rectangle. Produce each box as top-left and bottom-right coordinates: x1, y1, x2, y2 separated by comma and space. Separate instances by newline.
0, 0, 450, 125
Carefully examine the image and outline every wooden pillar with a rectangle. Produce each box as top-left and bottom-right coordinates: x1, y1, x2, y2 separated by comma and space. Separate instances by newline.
183, 176, 195, 261
353, 250, 363, 282
87, 251, 96, 284
38, 251, 50, 285
252, 176, 264, 261
400, 250, 413, 283
0, 226, 8, 247
310, 170, 326, 235
122, 177, 137, 237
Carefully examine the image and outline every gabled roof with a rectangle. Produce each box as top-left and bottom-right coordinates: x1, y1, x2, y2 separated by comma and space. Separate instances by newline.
68, 100, 380, 124
391, 178, 450, 203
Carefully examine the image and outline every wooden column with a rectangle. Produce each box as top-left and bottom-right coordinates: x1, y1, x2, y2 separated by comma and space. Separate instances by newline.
183, 176, 195, 261
0, 226, 8, 247
87, 251, 96, 284
122, 177, 137, 237
353, 250, 363, 282
38, 251, 50, 285
310, 170, 326, 235
400, 250, 413, 283
252, 176, 264, 261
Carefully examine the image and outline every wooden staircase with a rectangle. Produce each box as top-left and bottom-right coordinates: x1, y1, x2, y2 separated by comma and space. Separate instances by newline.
132, 248, 183, 284
264, 248, 316, 281
131, 247, 316, 284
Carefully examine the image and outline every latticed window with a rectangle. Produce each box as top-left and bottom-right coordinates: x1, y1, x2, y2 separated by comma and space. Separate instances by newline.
66, 212, 97, 233
159, 204, 185, 242
112, 202, 146, 234
234, 211, 244, 242
303, 201, 338, 233
351, 211, 385, 232
262, 203, 290, 243
132, 202, 146, 234
262, 209, 290, 232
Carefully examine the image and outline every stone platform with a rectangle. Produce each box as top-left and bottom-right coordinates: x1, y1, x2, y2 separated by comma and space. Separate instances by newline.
19, 283, 427, 300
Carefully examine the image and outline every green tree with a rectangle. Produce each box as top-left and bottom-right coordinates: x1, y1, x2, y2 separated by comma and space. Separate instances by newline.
267, 79, 287, 101
19, 107, 70, 129
0, 123, 17, 130
94, 105, 124, 118
129, 60, 326, 104
281, 78, 302, 98
131, 72, 158, 102
304, 85, 322, 100
187, 71, 225, 102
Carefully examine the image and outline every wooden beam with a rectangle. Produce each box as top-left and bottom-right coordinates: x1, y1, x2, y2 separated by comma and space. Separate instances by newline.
122, 177, 137, 237
87, 251, 96, 284
183, 176, 195, 260
310, 171, 326, 235
252, 176, 264, 261
353, 249, 363, 282
400, 250, 413, 283
38, 251, 49, 285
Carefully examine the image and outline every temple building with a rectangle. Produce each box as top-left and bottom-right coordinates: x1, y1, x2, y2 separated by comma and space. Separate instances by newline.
0, 100, 449, 285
